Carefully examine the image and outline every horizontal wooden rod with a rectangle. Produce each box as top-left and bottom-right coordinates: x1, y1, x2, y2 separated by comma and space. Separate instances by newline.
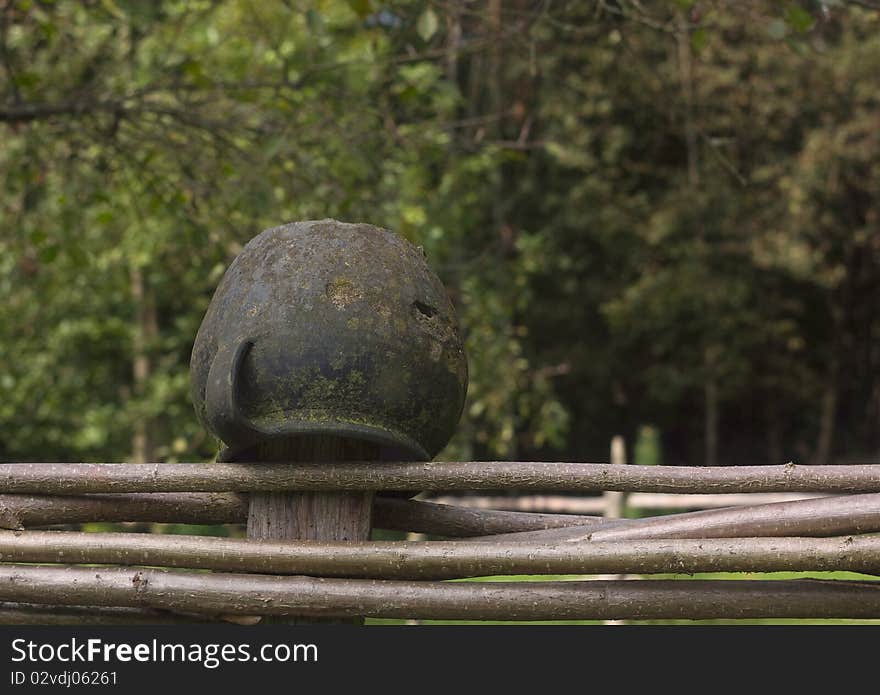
373, 497, 608, 536
431, 492, 827, 514
2, 461, 880, 494
0, 602, 217, 625
471, 493, 880, 543
0, 565, 878, 620
1, 530, 878, 578
590, 492, 880, 542
0, 493, 609, 537
622, 492, 827, 510
3, 490, 879, 544
0, 493, 248, 528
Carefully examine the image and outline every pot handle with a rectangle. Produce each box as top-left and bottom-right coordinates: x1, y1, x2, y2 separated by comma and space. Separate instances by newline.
204, 338, 262, 448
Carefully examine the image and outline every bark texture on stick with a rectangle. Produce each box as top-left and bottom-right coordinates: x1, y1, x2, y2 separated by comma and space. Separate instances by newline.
3, 490, 880, 543
373, 497, 608, 537
603, 436, 627, 519
472, 493, 880, 544
430, 492, 825, 513
3, 461, 880, 494
1, 565, 878, 620
1, 530, 879, 578
0, 493, 247, 529
0, 602, 216, 625
0, 493, 611, 536
588, 492, 880, 542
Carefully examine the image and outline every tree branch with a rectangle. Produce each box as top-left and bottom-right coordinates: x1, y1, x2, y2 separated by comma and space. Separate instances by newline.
472, 492, 880, 543
0, 530, 878, 579
0, 99, 125, 124
0, 602, 217, 625
1, 461, 879, 494
0, 492, 609, 537
1, 565, 878, 620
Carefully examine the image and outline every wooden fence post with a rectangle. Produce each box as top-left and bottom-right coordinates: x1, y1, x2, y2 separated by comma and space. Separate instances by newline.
603, 435, 628, 518
247, 437, 377, 624
603, 435, 629, 625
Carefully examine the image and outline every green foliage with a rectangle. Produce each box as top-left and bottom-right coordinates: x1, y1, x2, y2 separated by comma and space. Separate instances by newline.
1, 0, 879, 468
634, 426, 662, 467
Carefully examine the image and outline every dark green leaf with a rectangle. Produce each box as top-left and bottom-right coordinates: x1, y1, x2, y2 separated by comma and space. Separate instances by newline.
37, 245, 59, 264
785, 4, 815, 33
306, 9, 324, 33
691, 27, 708, 54
346, 0, 374, 20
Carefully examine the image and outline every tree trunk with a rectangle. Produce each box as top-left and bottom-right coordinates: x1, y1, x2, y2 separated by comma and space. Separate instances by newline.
813, 366, 838, 466
678, 13, 719, 468
445, 1, 461, 84
704, 377, 719, 467
676, 11, 699, 188
766, 395, 783, 464
130, 264, 157, 464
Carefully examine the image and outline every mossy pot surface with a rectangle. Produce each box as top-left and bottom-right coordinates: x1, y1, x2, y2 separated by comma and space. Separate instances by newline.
190, 219, 468, 462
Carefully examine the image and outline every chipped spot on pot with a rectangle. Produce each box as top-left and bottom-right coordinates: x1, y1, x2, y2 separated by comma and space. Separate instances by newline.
326, 278, 362, 309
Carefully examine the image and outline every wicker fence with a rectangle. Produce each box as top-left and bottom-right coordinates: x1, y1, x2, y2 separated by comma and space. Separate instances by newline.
0, 459, 879, 623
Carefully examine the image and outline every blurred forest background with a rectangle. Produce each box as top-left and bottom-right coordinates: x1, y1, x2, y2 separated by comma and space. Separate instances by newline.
1, 0, 879, 469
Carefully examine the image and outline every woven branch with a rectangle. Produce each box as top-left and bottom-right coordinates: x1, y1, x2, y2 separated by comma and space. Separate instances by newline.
0, 602, 217, 625
0, 565, 878, 620
2, 461, 879, 494
0, 530, 878, 578
0, 493, 609, 536
471, 493, 880, 543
